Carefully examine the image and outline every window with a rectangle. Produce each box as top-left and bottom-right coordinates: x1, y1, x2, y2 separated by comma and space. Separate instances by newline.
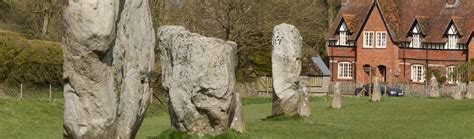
411, 64, 425, 82
376, 32, 387, 48
338, 62, 353, 79
363, 31, 374, 48
447, 35, 458, 49
338, 23, 349, 46
446, 66, 457, 84
412, 34, 421, 48
446, 24, 458, 49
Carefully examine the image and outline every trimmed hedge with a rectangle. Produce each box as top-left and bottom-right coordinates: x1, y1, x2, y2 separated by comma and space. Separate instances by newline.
0, 30, 62, 85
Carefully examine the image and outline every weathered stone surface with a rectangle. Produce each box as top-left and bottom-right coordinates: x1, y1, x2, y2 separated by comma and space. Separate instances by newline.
230, 93, 245, 133
466, 83, 474, 99
372, 78, 382, 102
271, 23, 303, 115
429, 76, 440, 98
453, 83, 466, 100
332, 82, 342, 109
298, 77, 310, 116
63, 0, 155, 138
158, 26, 242, 134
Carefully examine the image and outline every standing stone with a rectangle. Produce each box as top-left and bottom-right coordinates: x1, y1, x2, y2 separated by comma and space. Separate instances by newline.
332, 82, 342, 109
453, 82, 465, 100
466, 82, 474, 99
63, 0, 156, 138
158, 26, 242, 134
372, 77, 382, 102
429, 75, 440, 98
230, 93, 245, 133
271, 23, 303, 116
298, 77, 311, 116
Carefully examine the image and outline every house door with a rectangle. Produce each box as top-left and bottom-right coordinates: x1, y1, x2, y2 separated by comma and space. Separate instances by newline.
377, 65, 387, 83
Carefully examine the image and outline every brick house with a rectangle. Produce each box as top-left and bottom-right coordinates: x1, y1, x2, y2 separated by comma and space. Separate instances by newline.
327, 0, 474, 85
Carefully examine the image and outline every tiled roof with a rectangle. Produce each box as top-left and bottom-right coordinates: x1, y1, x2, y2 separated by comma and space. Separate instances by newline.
328, 0, 474, 44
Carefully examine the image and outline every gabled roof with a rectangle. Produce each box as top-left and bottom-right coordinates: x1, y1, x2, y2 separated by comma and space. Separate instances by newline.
327, 0, 374, 41
328, 0, 474, 44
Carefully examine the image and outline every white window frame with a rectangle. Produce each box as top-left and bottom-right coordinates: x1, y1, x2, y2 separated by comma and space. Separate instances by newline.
446, 24, 459, 49
447, 35, 458, 49
363, 31, 374, 48
411, 64, 425, 83
339, 31, 348, 46
446, 66, 457, 84
412, 34, 421, 48
376, 32, 387, 48
337, 62, 353, 79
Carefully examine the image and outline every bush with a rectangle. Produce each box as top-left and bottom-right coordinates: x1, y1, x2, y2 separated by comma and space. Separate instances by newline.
0, 30, 62, 86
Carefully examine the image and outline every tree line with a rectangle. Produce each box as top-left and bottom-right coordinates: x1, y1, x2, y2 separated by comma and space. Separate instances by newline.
0, 0, 341, 87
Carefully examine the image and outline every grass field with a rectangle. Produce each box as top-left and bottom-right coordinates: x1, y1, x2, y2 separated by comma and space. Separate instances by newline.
1, 96, 474, 138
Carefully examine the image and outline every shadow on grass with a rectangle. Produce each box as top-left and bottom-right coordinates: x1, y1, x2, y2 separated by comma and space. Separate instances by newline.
152, 129, 243, 139
261, 114, 305, 121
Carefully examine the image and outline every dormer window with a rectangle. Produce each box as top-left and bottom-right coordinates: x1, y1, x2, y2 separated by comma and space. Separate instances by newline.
338, 22, 349, 46
411, 26, 422, 48
446, 24, 459, 49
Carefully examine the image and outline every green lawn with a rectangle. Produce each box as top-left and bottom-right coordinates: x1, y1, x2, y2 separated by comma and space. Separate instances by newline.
1, 96, 474, 138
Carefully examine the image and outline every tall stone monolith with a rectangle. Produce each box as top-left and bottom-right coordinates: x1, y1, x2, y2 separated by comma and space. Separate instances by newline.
332, 82, 342, 109
466, 82, 474, 99
372, 77, 382, 102
429, 75, 440, 98
298, 77, 310, 116
453, 82, 466, 100
271, 23, 303, 116
158, 26, 243, 134
63, 0, 156, 138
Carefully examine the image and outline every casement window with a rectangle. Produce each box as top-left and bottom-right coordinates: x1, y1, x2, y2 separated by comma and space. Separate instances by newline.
338, 23, 349, 46
376, 32, 387, 48
339, 31, 348, 45
338, 62, 353, 79
363, 31, 374, 48
411, 64, 425, 83
447, 35, 458, 49
412, 34, 421, 48
446, 66, 457, 84
446, 24, 459, 49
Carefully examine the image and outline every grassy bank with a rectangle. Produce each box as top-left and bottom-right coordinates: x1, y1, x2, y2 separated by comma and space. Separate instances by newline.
1, 96, 474, 138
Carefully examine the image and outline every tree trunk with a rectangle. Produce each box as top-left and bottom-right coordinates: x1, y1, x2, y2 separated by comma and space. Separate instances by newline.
41, 11, 50, 38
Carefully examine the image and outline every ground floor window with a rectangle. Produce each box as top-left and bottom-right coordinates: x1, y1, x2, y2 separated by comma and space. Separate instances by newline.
446, 66, 457, 84
411, 64, 425, 82
338, 62, 353, 79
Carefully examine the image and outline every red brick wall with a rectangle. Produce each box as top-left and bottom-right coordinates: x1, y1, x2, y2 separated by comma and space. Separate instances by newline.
469, 38, 474, 61
355, 7, 399, 84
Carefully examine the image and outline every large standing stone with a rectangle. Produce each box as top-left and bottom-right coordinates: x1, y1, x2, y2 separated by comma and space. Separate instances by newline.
63, 0, 156, 138
453, 82, 466, 100
298, 77, 311, 116
466, 83, 474, 99
332, 82, 342, 109
372, 77, 382, 102
271, 23, 303, 116
429, 75, 440, 98
158, 26, 242, 134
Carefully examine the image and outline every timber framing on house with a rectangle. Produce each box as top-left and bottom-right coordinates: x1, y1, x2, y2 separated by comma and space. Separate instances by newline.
326, 0, 474, 85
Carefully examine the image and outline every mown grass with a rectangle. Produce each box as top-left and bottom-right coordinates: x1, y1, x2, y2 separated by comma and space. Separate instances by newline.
1, 96, 474, 138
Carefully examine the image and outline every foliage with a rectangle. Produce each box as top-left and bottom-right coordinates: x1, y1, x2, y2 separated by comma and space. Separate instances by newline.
0, 30, 62, 85
452, 60, 474, 82
426, 68, 447, 85
150, 0, 337, 80
0, 0, 63, 41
